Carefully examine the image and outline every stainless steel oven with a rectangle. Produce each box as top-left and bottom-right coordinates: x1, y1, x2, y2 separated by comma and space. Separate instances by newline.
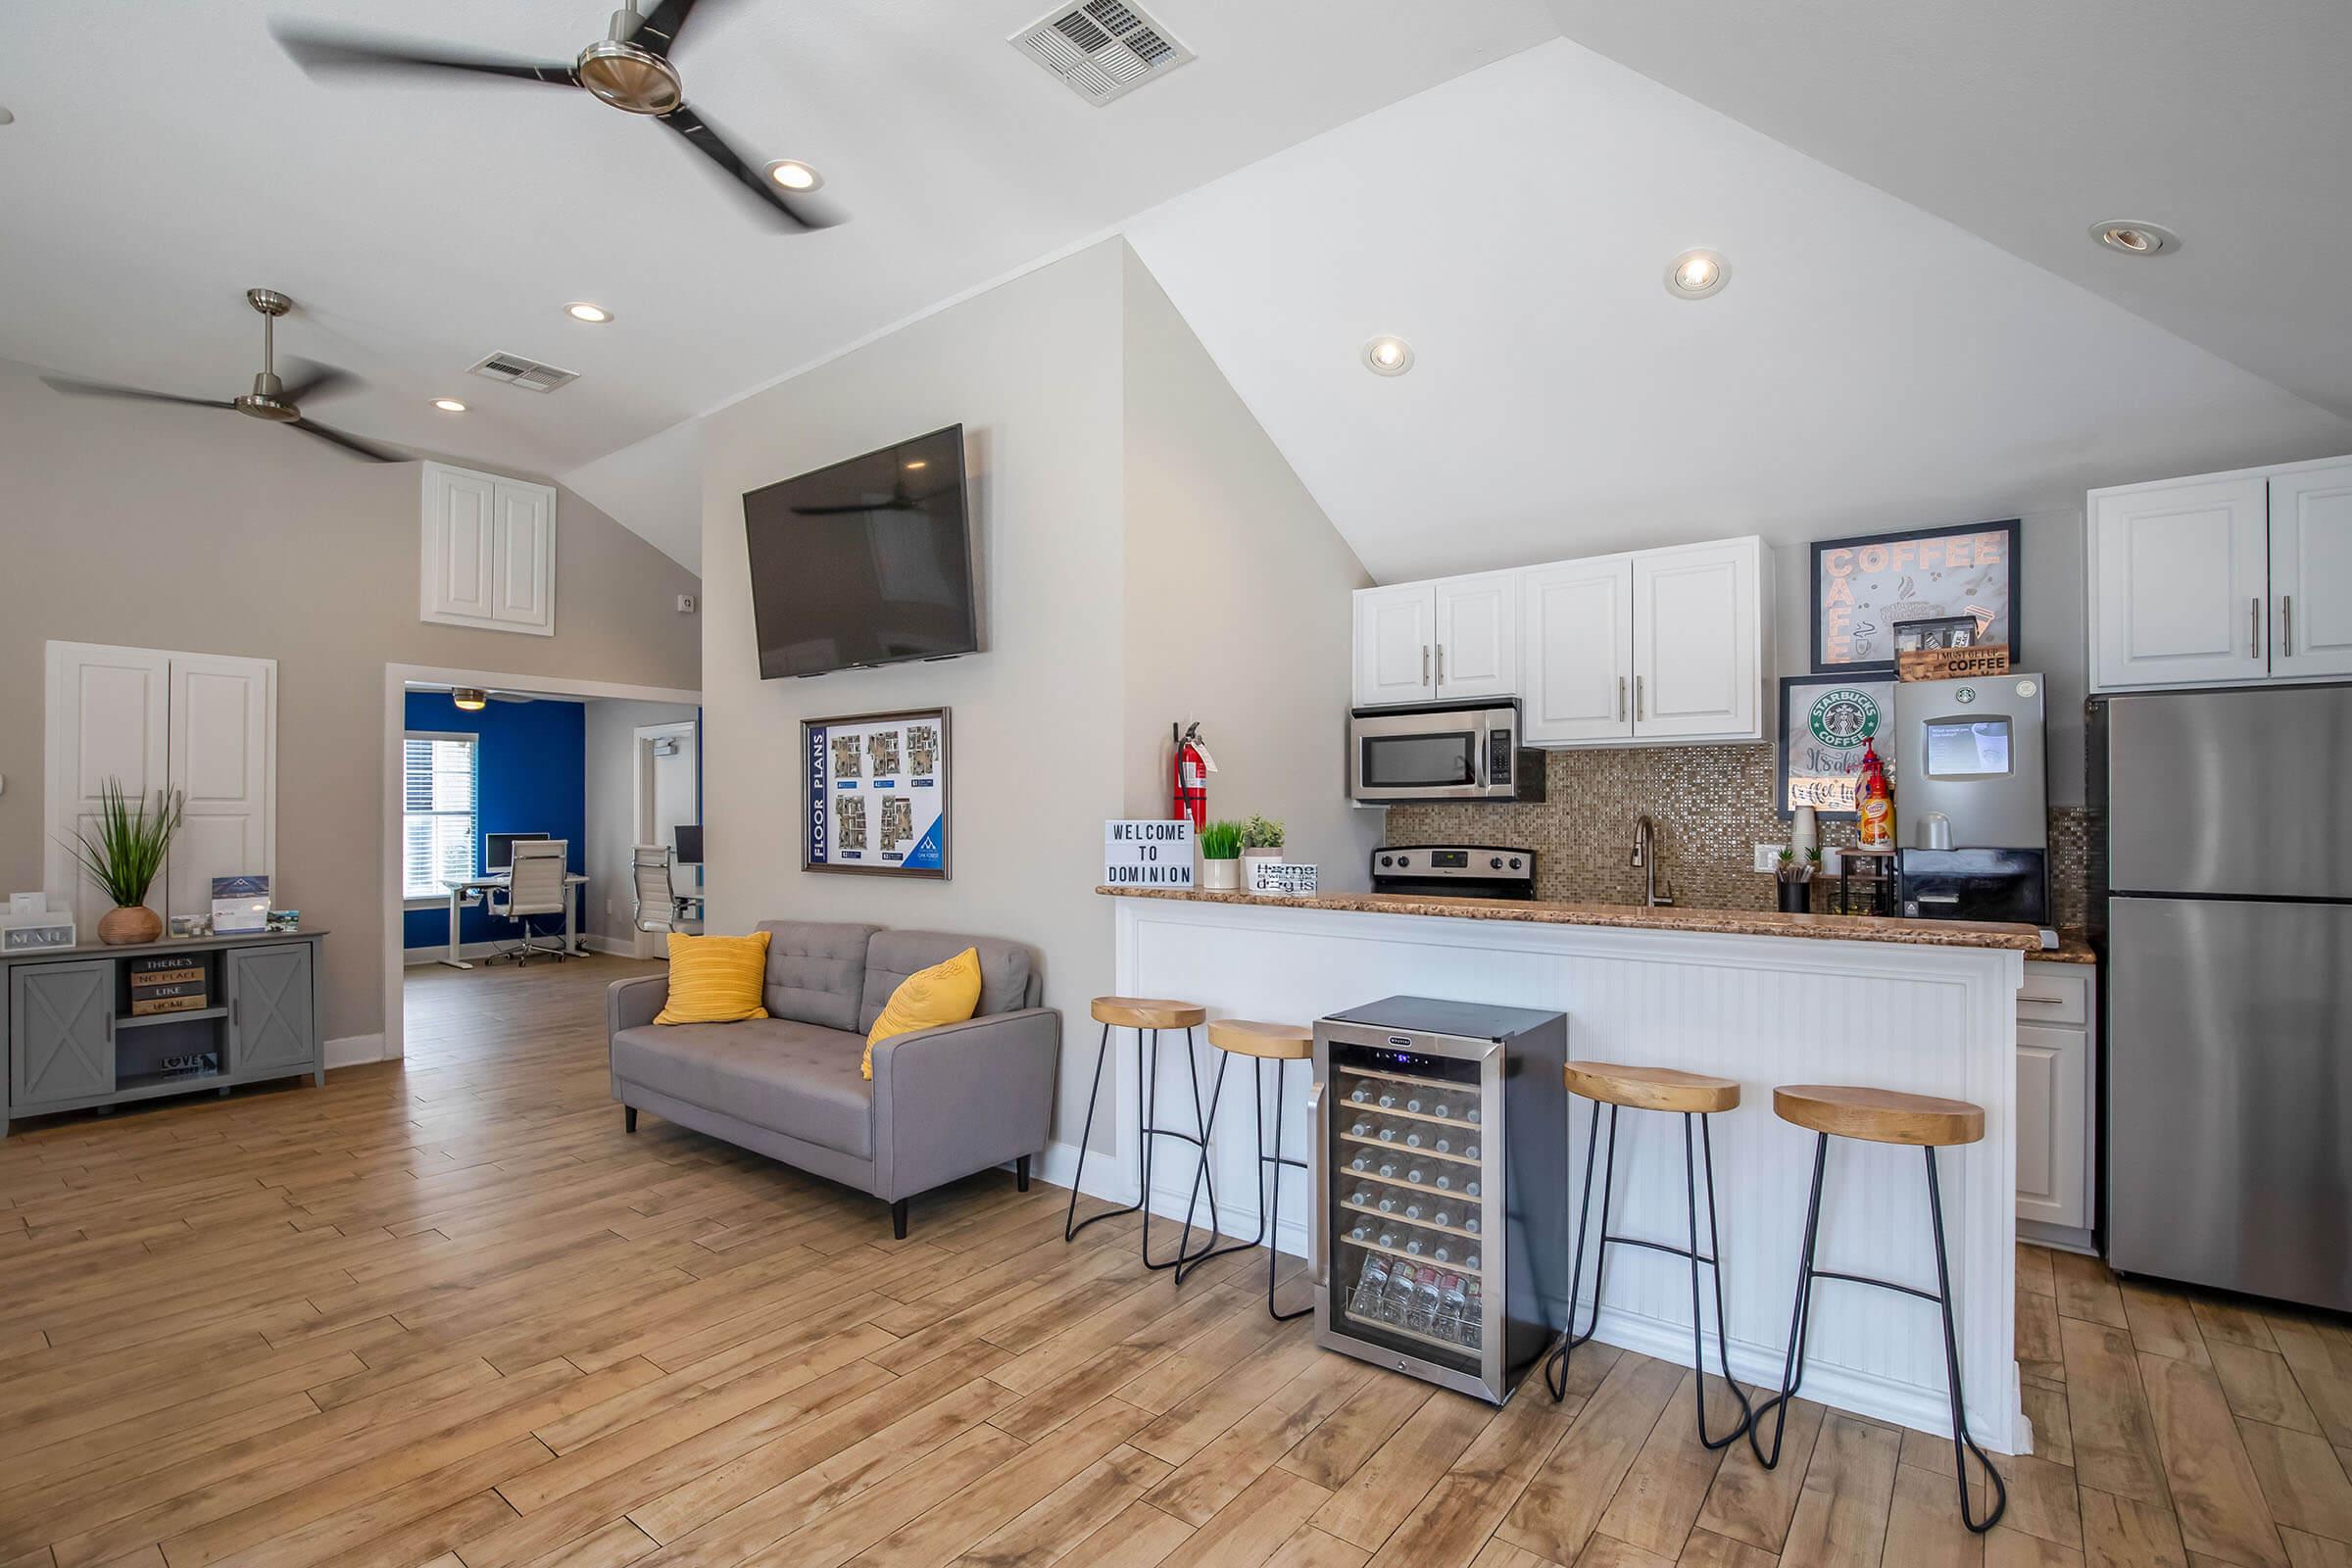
1348, 703, 1544, 805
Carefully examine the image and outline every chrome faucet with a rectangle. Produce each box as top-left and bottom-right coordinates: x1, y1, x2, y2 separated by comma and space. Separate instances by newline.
1630, 813, 1675, 907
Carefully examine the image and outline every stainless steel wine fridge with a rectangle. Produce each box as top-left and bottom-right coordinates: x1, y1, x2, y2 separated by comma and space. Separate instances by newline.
1310, 997, 1569, 1403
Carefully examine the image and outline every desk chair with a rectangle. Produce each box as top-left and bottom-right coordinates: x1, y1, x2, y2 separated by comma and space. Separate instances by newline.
491, 839, 571, 965
632, 845, 686, 935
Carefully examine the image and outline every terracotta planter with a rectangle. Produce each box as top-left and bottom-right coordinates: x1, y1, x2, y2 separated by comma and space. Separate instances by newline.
1200, 858, 1242, 892
98, 905, 164, 946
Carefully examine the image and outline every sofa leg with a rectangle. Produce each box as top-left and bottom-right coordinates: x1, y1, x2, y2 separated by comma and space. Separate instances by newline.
624, 1106, 637, 1134
891, 1199, 910, 1241
1017, 1155, 1031, 1193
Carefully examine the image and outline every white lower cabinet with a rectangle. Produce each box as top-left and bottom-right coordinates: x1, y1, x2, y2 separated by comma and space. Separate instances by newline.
2016, 961, 2096, 1243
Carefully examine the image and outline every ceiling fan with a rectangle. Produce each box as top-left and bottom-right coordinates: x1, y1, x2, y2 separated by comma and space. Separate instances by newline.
270, 1, 841, 231
416, 685, 541, 710
41, 289, 399, 462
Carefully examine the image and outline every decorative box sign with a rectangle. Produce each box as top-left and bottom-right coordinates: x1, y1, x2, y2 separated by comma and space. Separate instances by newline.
1249, 861, 1318, 898
211, 874, 270, 935
1103, 820, 1194, 890
804, 709, 951, 878
0, 912, 75, 952
1896, 644, 2012, 683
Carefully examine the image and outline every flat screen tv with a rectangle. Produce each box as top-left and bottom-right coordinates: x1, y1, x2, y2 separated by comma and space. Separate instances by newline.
743, 424, 979, 678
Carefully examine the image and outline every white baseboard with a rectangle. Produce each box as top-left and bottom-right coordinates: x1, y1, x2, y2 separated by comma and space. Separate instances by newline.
403, 939, 595, 965
577, 934, 643, 957
324, 1033, 386, 1069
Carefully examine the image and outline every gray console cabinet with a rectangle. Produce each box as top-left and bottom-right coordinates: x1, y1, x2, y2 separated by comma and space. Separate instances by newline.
2, 930, 326, 1136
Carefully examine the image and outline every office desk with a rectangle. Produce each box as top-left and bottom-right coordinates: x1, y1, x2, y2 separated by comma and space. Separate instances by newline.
437, 873, 588, 970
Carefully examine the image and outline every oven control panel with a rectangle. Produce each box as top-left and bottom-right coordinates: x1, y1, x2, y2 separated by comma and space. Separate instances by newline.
1371, 845, 1536, 898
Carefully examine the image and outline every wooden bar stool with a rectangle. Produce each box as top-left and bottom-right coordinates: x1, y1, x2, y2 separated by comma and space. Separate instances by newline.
1748, 1084, 2006, 1534
1543, 1061, 1753, 1449
1063, 997, 1224, 1271
1174, 1019, 1313, 1320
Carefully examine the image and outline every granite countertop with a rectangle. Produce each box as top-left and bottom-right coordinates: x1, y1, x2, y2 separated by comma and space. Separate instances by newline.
1098, 886, 2043, 952
2039, 928, 2097, 965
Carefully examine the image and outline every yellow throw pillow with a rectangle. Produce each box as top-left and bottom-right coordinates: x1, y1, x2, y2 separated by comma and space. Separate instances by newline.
863, 947, 983, 1079
655, 931, 771, 1024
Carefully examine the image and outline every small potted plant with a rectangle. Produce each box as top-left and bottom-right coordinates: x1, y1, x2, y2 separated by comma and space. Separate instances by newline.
1775, 846, 1820, 914
65, 777, 185, 945
1239, 814, 1286, 890
1199, 819, 1244, 892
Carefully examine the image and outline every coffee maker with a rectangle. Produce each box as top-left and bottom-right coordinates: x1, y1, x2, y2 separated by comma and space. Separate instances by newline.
1891, 672, 2051, 930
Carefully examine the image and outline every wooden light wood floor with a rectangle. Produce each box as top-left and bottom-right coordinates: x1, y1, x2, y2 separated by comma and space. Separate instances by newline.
4, 955, 2350, 1568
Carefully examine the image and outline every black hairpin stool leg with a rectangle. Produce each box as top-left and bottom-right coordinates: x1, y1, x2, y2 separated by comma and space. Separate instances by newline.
1064, 1020, 1137, 1243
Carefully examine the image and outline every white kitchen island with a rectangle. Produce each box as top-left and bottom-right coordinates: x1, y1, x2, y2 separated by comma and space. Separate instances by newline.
1093, 886, 2034, 1452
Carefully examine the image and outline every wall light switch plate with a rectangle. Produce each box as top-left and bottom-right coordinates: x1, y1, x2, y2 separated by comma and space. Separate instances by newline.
1754, 843, 1787, 873
676, 594, 697, 613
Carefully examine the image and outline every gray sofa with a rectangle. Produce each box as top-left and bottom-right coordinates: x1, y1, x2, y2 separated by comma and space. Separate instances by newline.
609, 920, 1059, 1237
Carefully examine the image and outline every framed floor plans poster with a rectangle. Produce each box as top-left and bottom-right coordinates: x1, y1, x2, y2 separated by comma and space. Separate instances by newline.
804, 708, 951, 878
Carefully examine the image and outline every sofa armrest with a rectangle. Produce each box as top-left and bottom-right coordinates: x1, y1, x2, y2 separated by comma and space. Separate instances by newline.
870, 1006, 1060, 1201
609, 973, 669, 1039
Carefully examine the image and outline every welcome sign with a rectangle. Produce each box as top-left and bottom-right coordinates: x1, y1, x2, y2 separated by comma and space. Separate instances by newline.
1103, 820, 1194, 889
805, 709, 951, 878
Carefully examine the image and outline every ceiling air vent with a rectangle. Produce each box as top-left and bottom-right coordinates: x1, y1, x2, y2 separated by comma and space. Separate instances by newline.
1010, 0, 1194, 106
466, 352, 580, 393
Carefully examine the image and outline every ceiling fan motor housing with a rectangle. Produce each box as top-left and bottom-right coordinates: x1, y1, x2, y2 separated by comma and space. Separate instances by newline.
577, 8, 681, 115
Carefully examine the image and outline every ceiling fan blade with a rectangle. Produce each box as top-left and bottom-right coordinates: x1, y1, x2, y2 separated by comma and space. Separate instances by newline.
487, 692, 535, 703
632, 0, 706, 57
657, 104, 842, 230
272, 24, 578, 88
289, 418, 402, 463
275, 361, 360, 408
39, 375, 233, 410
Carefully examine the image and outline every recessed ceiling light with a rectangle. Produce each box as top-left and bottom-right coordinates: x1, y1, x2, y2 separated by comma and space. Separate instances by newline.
1665, 248, 1730, 299
432, 398, 467, 414
1362, 336, 1414, 376
2090, 220, 2179, 258
565, 301, 613, 323
763, 160, 823, 192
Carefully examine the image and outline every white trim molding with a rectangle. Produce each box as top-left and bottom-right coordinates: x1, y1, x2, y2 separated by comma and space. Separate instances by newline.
324, 1033, 387, 1070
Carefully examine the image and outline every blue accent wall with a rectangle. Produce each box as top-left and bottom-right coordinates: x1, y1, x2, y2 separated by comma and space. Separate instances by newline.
402, 692, 587, 950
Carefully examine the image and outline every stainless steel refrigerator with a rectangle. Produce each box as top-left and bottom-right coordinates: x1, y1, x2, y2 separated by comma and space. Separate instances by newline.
2094, 685, 2352, 1311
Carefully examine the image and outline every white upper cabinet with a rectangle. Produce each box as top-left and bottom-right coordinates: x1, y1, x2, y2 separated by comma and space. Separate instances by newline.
2090, 474, 2270, 690
1522, 556, 1633, 745
2270, 462, 2352, 680
1432, 571, 1518, 701
1352, 582, 1436, 707
2088, 456, 2352, 692
1631, 538, 1763, 741
421, 462, 557, 637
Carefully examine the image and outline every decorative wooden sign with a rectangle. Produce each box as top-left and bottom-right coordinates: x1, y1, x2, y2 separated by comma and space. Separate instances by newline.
1897, 644, 2012, 682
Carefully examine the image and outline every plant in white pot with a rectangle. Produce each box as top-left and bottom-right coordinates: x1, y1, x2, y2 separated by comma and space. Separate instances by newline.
1199, 819, 1244, 892
1239, 814, 1286, 890
65, 777, 185, 946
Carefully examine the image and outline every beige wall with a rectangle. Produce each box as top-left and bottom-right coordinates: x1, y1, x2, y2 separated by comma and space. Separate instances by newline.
1119, 246, 1381, 887
583, 699, 700, 948
700, 238, 1370, 1151
0, 359, 702, 1044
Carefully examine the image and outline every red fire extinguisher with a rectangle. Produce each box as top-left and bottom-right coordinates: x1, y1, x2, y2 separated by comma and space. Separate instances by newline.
1172, 721, 1216, 833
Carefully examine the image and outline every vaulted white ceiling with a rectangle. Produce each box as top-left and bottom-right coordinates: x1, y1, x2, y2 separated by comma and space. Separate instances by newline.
1123, 38, 2352, 583
0, 0, 1557, 566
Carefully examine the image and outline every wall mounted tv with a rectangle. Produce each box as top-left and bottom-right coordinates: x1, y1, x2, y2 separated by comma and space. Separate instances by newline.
743, 423, 979, 679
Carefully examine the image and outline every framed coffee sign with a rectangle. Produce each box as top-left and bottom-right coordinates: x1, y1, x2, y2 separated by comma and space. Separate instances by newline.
1778, 674, 1895, 820
1811, 519, 2020, 674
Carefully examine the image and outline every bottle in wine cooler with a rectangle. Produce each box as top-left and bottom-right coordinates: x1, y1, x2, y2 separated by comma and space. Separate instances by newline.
1458, 1278, 1484, 1348
1380, 1260, 1416, 1323
1376, 1195, 1396, 1213
1402, 1200, 1423, 1220
1465, 1179, 1482, 1199
1348, 1222, 1371, 1243
1433, 1102, 1452, 1119
1403, 1130, 1424, 1149
1349, 1119, 1372, 1138
1404, 1096, 1424, 1114
1467, 1105, 1482, 1124
1348, 1153, 1372, 1174
1437, 1273, 1470, 1343
1377, 1092, 1397, 1108
1431, 1244, 1452, 1264
1349, 1085, 1369, 1103
1407, 1266, 1446, 1334
1465, 1214, 1481, 1234
1431, 1207, 1452, 1228
1432, 1137, 1451, 1154
1377, 1228, 1399, 1249
1378, 1127, 1397, 1143
1403, 1237, 1425, 1256
1464, 1143, 1481, 1159
1351, 1253, 1391, 1316
1433, 1171, 1452, 1189
1349, 1188, 1372, 1208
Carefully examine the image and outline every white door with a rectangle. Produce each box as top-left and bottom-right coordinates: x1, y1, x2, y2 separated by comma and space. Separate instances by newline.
1352, 584, 1436, 707
166, 654, 276, 922
636, 723, 700, 956
1521, 557, 1633, 745
43, 643, 171, 932
1432, 571, 1518, 701
2016, 1022, 2089, 1230
2090, 476, 2271, 690
491, 480, 556, 633
1631, 539, 1759, 740
421, 465, 498, 622
2271, 463, 2352, 681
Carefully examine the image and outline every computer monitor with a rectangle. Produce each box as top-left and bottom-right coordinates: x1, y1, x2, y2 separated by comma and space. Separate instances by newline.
484, 831, 551, 871
673, 824, 704, 865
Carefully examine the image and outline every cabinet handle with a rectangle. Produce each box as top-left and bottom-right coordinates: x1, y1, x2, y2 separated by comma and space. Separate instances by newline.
1617, 676, 1627, 722
230, 997, 240, 1028
1421, 646, 1430, 685
1435, 645, 1445, 686
105, 1008, 116, 1044
2253, 597, 2263, 660
1635, 675, 1644, 721
2283, 595, 2293, 657
1304, 1076, 1328, 1287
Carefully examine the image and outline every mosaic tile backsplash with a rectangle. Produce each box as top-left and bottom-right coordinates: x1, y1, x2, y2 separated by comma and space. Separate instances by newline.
1385, 745, 2088, 927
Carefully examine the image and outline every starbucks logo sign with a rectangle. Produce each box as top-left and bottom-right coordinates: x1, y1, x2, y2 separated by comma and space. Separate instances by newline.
1808, 688, 1880, 750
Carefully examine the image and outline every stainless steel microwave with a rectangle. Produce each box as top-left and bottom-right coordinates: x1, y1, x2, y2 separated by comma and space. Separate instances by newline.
1348, 703, 1544, 804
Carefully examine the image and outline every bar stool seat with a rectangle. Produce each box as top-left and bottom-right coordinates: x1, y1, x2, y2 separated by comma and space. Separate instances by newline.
1565, 1060, 1740, 1115
1206, 1018, 1311, 1060
1093, 997, 1208, 1030
1179, 1019, 1314, 1320
1772, 1085, 1984, 1147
